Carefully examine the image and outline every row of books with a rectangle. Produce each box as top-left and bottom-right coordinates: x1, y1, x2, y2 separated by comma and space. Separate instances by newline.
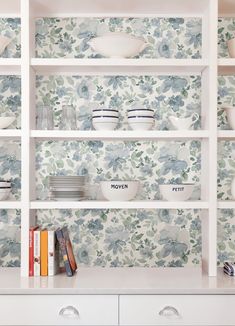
29, 226, 77, 277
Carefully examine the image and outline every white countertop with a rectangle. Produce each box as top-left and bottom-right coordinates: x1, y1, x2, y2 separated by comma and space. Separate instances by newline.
0, 267, 235, 295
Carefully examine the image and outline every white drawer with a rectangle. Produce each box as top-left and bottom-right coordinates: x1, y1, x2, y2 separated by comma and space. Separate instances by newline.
120, 295, 235, 325
0, 295, 118, 325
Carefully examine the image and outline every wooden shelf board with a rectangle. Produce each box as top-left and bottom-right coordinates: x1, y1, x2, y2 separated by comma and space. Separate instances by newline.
30, 0, 209, 16
30, 200, 208, 210
218, 201, 235, 209
31, 58, 208, 75
0, 130, 21, 139
0, 59, 21, 75
1, 267, 235, 294
218, 130, 235, 139
0, 201, 21, 209
31, 130, 210, 140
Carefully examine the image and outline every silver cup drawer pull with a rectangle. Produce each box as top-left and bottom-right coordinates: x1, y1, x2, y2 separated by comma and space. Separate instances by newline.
159, 305, 180, 319
59, 305, 79, 319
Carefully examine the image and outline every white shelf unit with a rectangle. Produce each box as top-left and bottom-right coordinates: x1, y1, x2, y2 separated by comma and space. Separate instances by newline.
0, 0, 220, 277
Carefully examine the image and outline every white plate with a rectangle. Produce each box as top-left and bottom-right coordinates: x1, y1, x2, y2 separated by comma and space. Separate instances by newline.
52, 197, 87, 201
50, 187, 86, 191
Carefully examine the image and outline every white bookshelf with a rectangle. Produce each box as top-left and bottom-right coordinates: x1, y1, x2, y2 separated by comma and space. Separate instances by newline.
0, 0, 228, 278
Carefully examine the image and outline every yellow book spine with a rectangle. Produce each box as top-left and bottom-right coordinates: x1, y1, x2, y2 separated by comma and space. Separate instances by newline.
40, 230, 48, 276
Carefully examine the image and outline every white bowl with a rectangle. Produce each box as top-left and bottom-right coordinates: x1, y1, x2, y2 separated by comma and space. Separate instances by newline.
92, 110, 119, 117
0, 181, 11, 187
129, 122, 154, 131
128, 110, 154, 117
224, 106, 235, 129
128, 116, 154, 121
227, 38, 235, 58
89, 32, 147, 58
0, 35, 11, 55
0, 116, 15, 129
93, 116, 119, 122
0, 188, 11, 200
159, 184, 194, 201
92, 121, 118, 131
100, 181, 139, 201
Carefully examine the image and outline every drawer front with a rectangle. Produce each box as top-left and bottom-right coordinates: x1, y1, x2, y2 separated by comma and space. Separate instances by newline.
120, 295, 235, 325
0, 295, 118, 325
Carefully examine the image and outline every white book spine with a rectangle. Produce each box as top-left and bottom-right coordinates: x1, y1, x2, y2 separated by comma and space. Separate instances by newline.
34, 230, 40, 276
48, 231, 56, 276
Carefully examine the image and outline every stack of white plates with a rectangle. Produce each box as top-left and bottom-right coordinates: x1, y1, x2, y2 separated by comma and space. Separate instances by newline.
0, 181, 11, 200
49, 176, 87, 201
128, 108, 155, 130
92, 108, 119, 130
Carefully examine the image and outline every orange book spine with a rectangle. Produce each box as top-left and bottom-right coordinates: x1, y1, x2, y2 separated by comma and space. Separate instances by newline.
40, 230, 48, 276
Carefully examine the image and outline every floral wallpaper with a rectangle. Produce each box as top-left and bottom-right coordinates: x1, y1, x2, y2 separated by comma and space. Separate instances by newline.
36, 75, 201, 130
218, 18, 235, 58
0, 18, 21, 58
218, 209, 235, 265
37, 208, 201, 267
0, 210, 20, 267
0, 141, 21, 200
0, 76, 21, 129
35, 140, 201, 201
35, 17, 202, 59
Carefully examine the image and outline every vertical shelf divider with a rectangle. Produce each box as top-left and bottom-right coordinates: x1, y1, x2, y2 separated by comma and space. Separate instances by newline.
201, 0, 218, 276
21, 0, 36, 276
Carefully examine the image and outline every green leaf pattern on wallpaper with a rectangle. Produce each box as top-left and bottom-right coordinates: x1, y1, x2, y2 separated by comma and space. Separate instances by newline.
35, 17, 202, 59
0, 18, 21, 58
1, 17, 235, 267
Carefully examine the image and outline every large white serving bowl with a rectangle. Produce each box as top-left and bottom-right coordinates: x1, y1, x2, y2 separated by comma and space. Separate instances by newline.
0, 116, 15, 129
100, 180, 139, 201
224, 106, 235, 130
0, 188, 11, 200
89, 32, 147, 58
159, 184, 194, 201
0, 35, 11, 55
127, 110, 154, 117
227, 38, 235, 58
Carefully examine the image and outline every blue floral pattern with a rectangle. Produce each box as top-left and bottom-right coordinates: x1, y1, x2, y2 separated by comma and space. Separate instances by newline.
218, 209, 235, 265
35, 140, 201, 201
0, 19, 21, 58
0, 76, 21, 129
0, 210, 20, 267
35, 18, 202, 59
36, 75, 201, 130
37, 208, 201, 267
218, 18, 235, 58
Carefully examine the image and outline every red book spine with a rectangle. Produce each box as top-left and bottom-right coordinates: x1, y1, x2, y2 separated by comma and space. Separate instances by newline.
29, 226, 38, 276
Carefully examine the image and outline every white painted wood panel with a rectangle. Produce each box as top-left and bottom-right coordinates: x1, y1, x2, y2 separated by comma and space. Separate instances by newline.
120, 295, 235, 325
0, 295, 118, 325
